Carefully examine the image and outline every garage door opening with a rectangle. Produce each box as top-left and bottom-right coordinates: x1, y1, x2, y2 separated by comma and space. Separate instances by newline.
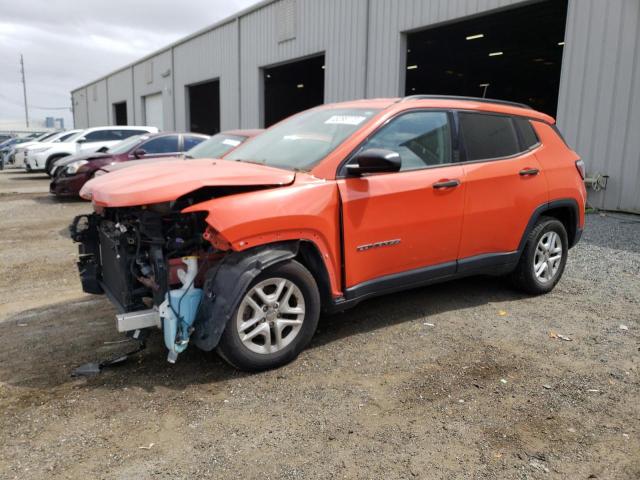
143, 93, 164, 130
113, 101, 127, 125
263, 54, 325, 127
405, 0, 568, 116
188, 79, 220, 135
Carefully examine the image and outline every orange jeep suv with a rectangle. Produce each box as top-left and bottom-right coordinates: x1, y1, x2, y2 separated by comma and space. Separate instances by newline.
71, 96, 586, 371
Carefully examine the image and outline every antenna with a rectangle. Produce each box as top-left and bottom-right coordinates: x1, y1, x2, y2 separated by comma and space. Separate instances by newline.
20, 54, 29, 128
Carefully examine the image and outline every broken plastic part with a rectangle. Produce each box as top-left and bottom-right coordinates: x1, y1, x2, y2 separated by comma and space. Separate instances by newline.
70, 337, 147, 377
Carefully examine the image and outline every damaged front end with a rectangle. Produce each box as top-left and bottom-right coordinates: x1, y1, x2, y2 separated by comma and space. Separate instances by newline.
70, 198, 300, 364
70, 202, 218, 362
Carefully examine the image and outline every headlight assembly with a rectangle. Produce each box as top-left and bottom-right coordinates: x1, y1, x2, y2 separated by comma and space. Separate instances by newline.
66, 160, 89, 175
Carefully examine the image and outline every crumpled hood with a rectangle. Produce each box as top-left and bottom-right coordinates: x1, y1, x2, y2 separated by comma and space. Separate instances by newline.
81, 158, 296, 207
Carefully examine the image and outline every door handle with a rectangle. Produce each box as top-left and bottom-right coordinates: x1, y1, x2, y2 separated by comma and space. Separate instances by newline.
519, 168, 539, 176
432, 179, 461, 189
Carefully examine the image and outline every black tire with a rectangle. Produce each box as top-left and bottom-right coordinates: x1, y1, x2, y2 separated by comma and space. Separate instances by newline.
45, 154, 68, 177
510, 216, 568, 295
217, 260, 321, 371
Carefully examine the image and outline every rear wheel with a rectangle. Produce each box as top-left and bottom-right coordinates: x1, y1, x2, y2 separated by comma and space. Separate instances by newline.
510, 217, 568, 294
217, 260, 320, 371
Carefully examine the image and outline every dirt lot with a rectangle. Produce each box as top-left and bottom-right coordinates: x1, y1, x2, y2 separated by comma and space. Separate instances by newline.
0, 169, 638, 479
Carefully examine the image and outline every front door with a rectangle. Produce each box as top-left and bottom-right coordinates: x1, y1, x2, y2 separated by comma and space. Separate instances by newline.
338, 110, 465, 289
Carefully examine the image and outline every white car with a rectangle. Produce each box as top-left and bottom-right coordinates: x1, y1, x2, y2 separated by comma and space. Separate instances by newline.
2, 131, 58, 167
26, 126, 158, 175
15, 130, 82, 168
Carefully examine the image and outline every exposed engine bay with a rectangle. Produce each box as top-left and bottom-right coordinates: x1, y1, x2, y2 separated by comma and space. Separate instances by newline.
70, 202, 217, 362
70, 198, 300, 364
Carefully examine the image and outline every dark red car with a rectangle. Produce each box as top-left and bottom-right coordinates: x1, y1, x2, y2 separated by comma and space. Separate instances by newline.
49, 132, 208, 197
95, 129, 264, 175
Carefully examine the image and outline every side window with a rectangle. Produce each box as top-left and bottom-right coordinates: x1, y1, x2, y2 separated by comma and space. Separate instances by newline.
514, 117, 539, 150
83, 130, 112, 142
183, 135, 206, 151
359, 111, 452, 171
459, 113, 520, 161
140, 135, 179, 154
121, 129, 148, 138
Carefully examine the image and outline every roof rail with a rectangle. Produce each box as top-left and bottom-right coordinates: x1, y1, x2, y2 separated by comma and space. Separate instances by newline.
399, 95, 533, 110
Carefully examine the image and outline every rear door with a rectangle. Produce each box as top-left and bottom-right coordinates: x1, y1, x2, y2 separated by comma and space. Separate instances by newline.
338, 110, 465, 289
457, 112, 548, 263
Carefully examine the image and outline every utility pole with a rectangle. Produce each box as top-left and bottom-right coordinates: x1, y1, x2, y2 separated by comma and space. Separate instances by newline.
20, 54, 29, 128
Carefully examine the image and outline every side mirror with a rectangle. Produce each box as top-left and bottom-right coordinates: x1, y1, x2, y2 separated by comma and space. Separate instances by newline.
133, 148, 147, 159
346, 148, 401, 176
76, 137, 87, 144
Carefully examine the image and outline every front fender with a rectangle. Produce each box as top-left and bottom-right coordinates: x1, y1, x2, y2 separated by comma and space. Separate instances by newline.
193, 241, 298, 351
183, 177, 342, 296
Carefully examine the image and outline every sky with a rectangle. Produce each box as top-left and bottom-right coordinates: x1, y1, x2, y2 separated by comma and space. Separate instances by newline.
0, 0, 257, 129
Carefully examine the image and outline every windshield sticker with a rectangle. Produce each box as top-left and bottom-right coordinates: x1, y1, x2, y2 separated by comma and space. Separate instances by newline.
324, 115, 367, 126
222, 139, 241, 147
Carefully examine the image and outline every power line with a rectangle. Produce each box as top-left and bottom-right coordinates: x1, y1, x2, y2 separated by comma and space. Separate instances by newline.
0, 92, 70, 111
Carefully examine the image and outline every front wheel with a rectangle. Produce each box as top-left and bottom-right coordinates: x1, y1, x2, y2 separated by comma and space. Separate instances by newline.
216, 260, 321, 371
510, 217, 568, 294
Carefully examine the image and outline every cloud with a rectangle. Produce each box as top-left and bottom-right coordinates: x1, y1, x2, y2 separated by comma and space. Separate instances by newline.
0, 0, 257, 129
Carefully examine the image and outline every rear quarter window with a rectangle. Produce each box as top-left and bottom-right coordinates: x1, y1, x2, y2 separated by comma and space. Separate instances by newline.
459, 112, 520, 161
514, 117, 540, 150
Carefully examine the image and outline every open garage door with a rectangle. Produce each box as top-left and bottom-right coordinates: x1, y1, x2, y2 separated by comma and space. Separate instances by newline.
405, 0, 568, 116
113, 101, 127, 125
188, 79, 220, 135
263, 55, 325, 127
143, 93, 164, 130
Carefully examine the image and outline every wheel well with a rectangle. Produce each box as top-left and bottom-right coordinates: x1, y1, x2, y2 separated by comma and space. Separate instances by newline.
295, 241, 333, 310
46, 153, 69, 168
543, 206, 577, 247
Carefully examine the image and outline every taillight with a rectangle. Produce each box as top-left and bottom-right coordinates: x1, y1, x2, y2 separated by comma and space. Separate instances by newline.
575, 159, 585, 179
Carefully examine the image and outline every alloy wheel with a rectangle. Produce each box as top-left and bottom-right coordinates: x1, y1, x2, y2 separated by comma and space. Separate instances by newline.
235, 277, 305, 355
533, 231, 563, 283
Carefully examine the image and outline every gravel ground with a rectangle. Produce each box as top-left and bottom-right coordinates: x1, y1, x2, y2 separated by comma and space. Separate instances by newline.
0, 169, 638, 479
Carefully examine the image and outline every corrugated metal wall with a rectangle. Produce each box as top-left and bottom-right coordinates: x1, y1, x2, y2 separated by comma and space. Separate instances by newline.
173, 20, 239, 131
71, 89, 88, 127
132, 50, 173, 130
71, 0, 640, 212
106, 69, 134, 124
556, 0, 640, 212
85, 79, 108, 126
239, 0, 368, 127
366, 0, 524, 97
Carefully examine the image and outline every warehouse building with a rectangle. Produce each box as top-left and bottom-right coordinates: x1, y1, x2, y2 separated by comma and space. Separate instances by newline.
71, 0, 640, 212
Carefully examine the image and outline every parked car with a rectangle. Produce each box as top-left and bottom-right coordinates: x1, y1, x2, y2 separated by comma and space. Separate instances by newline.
16, 130, 82, 169
49, 132, 208, 197
94, 129, 263, 176
0, 135, 48, 168
71, 96, 586, 371
25, 126, 158, 175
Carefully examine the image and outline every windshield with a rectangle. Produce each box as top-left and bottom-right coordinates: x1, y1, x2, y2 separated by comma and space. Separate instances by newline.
64, 130, 87, 143
107, 135, 146, 154
187, 134, 247, 159
36, 132, 59, 142
225, 107, 380, 171
54, 130, 80, 142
